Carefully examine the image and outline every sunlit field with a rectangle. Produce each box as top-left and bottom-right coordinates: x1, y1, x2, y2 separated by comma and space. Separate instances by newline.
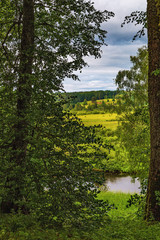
98, 191, 138, 219
79, 113, 121, 130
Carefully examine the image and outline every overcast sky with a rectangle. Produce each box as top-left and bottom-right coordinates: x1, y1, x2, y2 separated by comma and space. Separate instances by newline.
63, 0, 147, 92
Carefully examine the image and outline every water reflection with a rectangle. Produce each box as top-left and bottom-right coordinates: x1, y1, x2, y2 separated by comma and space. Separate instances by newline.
104, 174, 141, 193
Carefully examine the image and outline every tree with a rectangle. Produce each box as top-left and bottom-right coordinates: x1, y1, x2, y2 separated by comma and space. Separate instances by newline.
121, 2, 160, 221
75, 102, 83, 111
122, 10, 147, 40
0, 0, 114, 225
115, 46, 148, 113
145, 0, 160, 221
0, 0, 35, 213
101, 100, 107, 110
83, 99, 87, 106
114, 47, 149, 176
91, 96, 97, 103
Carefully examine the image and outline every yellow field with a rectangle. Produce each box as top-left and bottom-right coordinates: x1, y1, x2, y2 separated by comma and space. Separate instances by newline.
79, 113, 120, 130
87, 98, 116, 105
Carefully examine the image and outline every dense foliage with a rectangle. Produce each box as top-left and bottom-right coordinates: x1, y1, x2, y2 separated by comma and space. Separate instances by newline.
0, 94, 112, 227
64, 98, 118, 113
1, 192, 160, 239
63, 90, 118, 104
114, 47, 149, 178
0, 0, 114, 228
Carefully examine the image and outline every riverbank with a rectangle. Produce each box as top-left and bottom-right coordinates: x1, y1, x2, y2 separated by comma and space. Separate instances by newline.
1, 192, 160, 240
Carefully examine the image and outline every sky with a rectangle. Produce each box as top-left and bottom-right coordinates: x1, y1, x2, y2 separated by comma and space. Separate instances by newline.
63, 0, 147, 92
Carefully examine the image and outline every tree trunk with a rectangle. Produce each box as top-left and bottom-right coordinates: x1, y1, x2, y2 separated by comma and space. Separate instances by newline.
146, 0, 160, 221
1, 0, 34, 213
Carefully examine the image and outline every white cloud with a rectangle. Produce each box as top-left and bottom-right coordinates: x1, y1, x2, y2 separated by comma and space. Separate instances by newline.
93, 0, 146, 14
63, 0, 147, 92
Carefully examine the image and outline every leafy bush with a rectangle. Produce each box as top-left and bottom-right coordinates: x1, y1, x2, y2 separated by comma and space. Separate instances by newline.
0, 95, 112, 230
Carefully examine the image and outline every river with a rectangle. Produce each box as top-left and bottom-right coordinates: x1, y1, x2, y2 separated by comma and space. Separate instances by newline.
103, 174, 141, 193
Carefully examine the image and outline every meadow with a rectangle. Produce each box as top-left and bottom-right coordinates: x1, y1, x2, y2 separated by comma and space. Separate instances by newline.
78, 113, 120, 130
78, 112, 127, 172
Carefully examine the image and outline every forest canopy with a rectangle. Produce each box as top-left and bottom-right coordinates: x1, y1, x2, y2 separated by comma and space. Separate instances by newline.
0, 0, 114, 228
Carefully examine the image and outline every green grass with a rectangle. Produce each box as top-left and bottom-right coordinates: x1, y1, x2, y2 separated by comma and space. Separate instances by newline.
98, 191, 139, 219
79, 113, 120, 130
94, 192, 160, 240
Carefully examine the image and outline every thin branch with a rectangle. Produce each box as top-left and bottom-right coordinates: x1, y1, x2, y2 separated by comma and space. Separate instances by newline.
2, 22, 17, 46
1, 20, 22, 71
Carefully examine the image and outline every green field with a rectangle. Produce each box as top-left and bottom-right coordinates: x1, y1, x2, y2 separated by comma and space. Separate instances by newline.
78, 112, 123, 172
79, 113, 120, 130
98, 191, 138, 219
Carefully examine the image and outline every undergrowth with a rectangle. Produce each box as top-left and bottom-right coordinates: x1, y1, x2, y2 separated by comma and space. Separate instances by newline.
1, 192, 160, 240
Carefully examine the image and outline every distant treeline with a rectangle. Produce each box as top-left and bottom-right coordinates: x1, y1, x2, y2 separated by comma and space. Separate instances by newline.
64, 90, 118, 104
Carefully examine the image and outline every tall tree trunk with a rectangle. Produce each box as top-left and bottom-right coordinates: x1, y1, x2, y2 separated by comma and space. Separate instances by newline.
15, 0, 34, 163
146, 0, 160, 221
1, 0, 34, 213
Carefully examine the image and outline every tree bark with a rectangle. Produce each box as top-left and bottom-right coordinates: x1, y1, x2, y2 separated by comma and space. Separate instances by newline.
14, 0, 34, 163
146, 0, 160, 221
1, 0, 34, 213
